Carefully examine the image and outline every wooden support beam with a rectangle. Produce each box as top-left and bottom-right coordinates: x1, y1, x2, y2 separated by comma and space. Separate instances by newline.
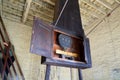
80, 14, 91, 24
43, 0, 55, 6
28, 13, 52, 23
96, 0, 113, 10
3, 3, 23, 11
78, 69, 83, 80
80, 6, 100, 19
3, 12, 21, 22
81, 17, 91, 25
45, 65, 51, 80
85, 4, 120, 35
29, 10, 52, 21
30, 7, 53, 19
115, 0, 120, 4
81, 0, 106, 15
22, 0, 32, 23
8, 0, 25, 6
3, 6, 23, 17
9, 0, 15, 2
32, 1, 54, 14
3, 1, 24, 9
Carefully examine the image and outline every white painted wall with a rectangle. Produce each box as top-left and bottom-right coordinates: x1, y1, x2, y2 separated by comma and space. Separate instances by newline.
2, 5, 120, 80
82, 5, 120, 80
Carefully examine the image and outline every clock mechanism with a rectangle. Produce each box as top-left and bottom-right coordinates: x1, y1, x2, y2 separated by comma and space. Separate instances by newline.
58, 34, 72, 50
57, 34, 75, 60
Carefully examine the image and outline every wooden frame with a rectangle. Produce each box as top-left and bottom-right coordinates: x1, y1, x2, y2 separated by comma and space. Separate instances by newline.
30, 18, 92, 68
41, 37, 91, 68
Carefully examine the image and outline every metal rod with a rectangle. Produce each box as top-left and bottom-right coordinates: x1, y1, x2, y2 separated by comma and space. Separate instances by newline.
78, 68, 83, 80
54, 0, 69, 26
45, 65, 51, 80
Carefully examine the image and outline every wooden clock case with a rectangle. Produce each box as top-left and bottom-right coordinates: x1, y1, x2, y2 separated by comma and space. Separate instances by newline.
30, 18, 92, 68
30, 0, 92, 68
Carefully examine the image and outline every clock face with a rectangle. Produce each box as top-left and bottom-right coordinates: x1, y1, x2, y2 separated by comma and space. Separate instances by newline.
58, 34, 72, 49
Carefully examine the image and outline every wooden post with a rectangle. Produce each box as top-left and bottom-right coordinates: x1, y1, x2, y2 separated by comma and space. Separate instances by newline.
22, 0, 32, 23
78, 68, 83, 80
45, 65, 51, 80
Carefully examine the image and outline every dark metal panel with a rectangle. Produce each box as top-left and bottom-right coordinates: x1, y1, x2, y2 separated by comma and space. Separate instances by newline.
30, 17, 53, 58
53, 0, 84, 38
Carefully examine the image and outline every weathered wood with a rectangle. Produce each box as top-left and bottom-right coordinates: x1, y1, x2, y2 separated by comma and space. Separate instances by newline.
30, 17, 53, 58
81, 0, 106, 15
86, 4, 120, 35
2, 14, 21, 23
96, 0, 113, 10
3, 7, 22, 17
29, 10, 53, 22
43, 0, 55, 6
115, 0, 120, 4
32, 1, 54, 14
80, 6, 100, 19
3, 1, 24, 10
30, 0, 92, 68
45, 65, 51, 80
30, 7, 53, 19
78, 69, 83, 80
22, 0, 32, 23
0, 16, 10, 42
41, 37, 91, 68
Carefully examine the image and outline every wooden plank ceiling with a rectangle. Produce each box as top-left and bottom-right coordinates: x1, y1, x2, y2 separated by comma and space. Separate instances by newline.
0, 0, 120, 30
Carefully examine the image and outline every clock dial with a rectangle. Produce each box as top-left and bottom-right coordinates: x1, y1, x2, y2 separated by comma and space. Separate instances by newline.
58, 34, 72, 49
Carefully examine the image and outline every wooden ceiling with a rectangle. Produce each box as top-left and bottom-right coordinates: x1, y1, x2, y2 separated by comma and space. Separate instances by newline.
0, 0, 120, 30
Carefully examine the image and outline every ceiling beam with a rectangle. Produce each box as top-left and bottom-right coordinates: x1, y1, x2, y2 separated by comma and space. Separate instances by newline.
81, 0, 106, 15
22, 0, 32, 23
3, 6, 22, 17
8, 0, 25, 6
27, 17, 51, 23
85, 4, 120, 35
80, 6, 100, 19
30, 7, 53, 19
43, 0, 55, 6
3, 1, 24, 10
2, 12, 21, 22
115, 0, 120, 4
96, 0, 113, 10
32, 1, 54, 13
28, 13, 52, 23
